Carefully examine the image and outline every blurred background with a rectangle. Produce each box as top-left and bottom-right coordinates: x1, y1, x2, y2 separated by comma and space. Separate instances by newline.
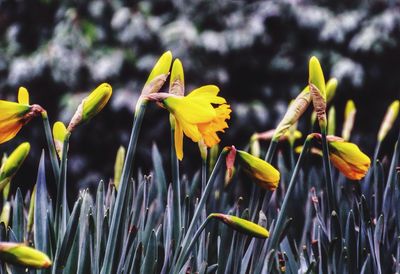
0, 0, 399, 194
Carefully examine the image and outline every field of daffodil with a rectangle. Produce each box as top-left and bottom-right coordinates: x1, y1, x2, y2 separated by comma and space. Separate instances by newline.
0, 51, 398, 273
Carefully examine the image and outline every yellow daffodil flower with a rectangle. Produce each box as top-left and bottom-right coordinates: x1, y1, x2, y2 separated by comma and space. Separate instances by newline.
149, 85, 231, 160
0, 87, 44, 144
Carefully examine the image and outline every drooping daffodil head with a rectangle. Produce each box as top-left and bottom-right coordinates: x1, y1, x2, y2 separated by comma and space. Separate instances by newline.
0, 87, 44, 144
148, 85, 231, 160
225, 146, 280, 191
327, 135, 371, 180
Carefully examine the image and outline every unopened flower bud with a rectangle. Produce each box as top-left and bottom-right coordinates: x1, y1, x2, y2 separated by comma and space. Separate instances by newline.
53, 121, 69, 159
377, 100, 399, 142
328, 106, 336, 136
326, 78, 338, 103
0, 143, 30, 192
0, 242, 52, 268
169, 59, 184, 96
0, 202, 10, 227
273, 86, 311, 141
209, 213, 269, 238
342, 100, 356, 141
114, 146, 125, 189
141, 51, 173, 96
68, 83, 112, 131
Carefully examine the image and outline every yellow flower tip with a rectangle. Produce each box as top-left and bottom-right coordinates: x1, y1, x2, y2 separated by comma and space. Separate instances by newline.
0, 242, 52, 268
236, 150, 280, 191
52, 121, 68, 159
114, 146, 126, 189
209, 213, 269, 238
0, 142, 30, 182
342, 100, 357, 141
142, 51, 173, 95
308, 56, 326, 97
82, 83, 112, 121
18, 87, 29, 105
378, 100, 400, 142
169, 59, 185, 96
68, 83, 112, 131
326, 78, 338, 103
327, 136, 371, 180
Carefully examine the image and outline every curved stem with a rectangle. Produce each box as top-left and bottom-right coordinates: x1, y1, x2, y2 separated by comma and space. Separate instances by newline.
265, 140, 278, 163
172, 149, 228, 273
267, 137, 312, 252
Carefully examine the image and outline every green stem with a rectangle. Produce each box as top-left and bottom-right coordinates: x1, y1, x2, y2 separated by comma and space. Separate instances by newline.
101, 100, 147, 274
373, 141, 382, 165
174, 216, 212, 273
170, 121, 182, 248
54, 133, 70, 238
41, 112, 60, 183
173, 149, 228, 273
267, 137, 312, 252
321, 132, 337, 213
265, 140, 278, 163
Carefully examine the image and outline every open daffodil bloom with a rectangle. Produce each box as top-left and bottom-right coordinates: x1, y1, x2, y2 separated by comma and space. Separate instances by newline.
0, 87, 44, 144
149, 85, 231, 160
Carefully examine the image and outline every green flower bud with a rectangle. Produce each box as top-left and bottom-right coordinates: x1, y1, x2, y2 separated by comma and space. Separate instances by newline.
0, 202, 11, 227
328, 106, 336, 136
326, 78, 338, 103
378, 100, 399, 142
209, 213, 269, 238
0, 142, 30, 192
169, 58, 185, 96
114, 146, 126, 189
141, 51, 173, 96
0, 242, 52, 268
68, 83, 112, 131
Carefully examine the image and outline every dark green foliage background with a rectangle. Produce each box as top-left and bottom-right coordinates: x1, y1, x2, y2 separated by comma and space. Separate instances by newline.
0, 0, 399, 191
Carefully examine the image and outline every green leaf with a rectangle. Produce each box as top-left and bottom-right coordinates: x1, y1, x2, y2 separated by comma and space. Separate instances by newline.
34, 151, 51, 274
52, 196, 82, 272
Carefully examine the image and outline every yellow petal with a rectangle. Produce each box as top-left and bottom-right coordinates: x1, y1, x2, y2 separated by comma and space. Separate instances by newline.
18, 87, 29, 105
187, 85, 227, 104
164, 96, 216, 124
